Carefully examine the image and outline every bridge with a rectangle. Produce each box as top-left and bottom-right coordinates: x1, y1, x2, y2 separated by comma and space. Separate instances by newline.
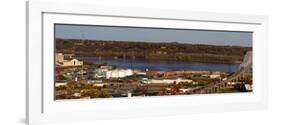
188, 51, 252, 94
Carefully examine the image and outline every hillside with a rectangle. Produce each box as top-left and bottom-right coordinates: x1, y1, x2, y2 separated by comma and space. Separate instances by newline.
56, 38, 252, 64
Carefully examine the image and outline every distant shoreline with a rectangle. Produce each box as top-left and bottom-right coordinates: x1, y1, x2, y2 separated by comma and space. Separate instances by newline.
56, 38, 252, 64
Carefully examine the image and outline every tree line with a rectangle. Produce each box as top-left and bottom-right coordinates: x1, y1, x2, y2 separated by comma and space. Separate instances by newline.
56, 38, 252, 64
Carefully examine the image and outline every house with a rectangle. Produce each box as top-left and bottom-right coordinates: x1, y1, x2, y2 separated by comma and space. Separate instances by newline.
56, 53, 83, 67
60, 59, 83, 67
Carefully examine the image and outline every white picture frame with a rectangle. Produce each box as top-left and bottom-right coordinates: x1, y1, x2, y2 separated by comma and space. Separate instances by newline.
26, 1, 268, 124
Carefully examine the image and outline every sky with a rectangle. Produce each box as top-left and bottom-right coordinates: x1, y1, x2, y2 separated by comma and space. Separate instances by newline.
55, 24, 252, 47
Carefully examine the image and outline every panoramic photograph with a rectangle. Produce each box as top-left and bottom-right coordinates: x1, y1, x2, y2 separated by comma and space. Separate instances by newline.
54, 24, 253, 100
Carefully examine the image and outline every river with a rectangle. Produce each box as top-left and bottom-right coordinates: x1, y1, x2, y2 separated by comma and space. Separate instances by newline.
75, 56, 239, 73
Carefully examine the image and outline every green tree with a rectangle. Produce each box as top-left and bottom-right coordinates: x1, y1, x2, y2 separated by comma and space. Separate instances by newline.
57, 74, 68, 81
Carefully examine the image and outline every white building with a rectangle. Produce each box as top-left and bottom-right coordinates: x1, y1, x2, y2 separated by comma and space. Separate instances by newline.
176, 78, 193, 84
55, 82, 67, 87
106, 69, 133, 79
127, 91, 132, 98
136, 71, 146, 75
210, 74, 221, 79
